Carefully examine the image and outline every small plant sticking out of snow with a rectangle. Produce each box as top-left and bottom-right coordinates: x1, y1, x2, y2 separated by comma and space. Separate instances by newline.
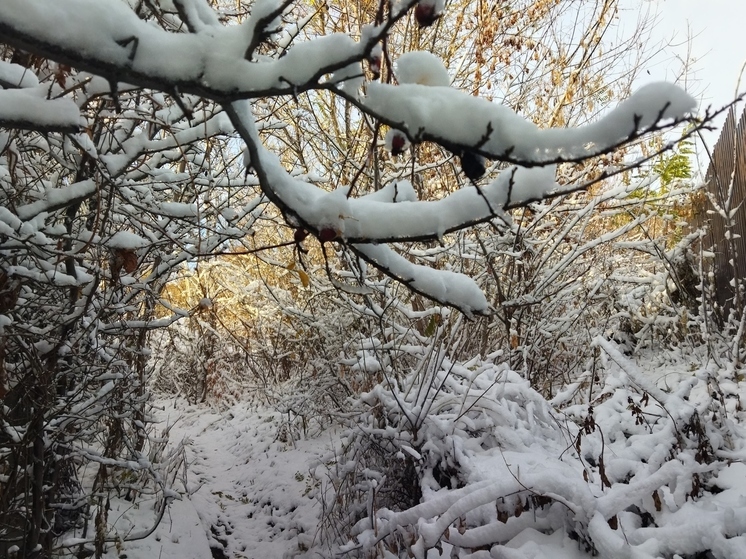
384, 128, 410, 156
414, 0, 445, 28
396, 51, 450, 87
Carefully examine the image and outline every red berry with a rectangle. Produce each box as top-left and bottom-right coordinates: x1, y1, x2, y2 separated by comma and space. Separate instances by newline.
319, 228, 338, 242
368, 55, 381, 80
415, 3, 439, 27
391, 134, 407, 156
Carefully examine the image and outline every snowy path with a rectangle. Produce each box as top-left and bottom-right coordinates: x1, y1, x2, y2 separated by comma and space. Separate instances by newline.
106, 399, 328, 559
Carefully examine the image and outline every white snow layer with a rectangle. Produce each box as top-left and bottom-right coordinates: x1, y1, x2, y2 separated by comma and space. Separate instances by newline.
252, 136, 557, 242
0, 88, 82, 131
364, 82, 696, 161
0, 61, 40, 88
354, 243, 489, 315
107, 231, 149, 249
396, 51, 451, 87
16, 180, 98, 221
0, 0, 369, 94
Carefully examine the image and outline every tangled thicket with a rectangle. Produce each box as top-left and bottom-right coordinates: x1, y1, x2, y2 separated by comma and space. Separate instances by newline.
311, 332, 746, 558
1, 0, 743, 557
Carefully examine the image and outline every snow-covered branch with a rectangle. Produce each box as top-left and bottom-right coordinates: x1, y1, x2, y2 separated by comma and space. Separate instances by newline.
350, 243, 489, 317
0, 0, 705, 317
0, 60, 81, 132
236, 133, 560, 244
363, 81, 697, 166
0, 0, 394, 101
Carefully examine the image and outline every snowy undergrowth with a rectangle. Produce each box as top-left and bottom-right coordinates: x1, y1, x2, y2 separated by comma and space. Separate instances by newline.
85, 399, 331, 559
312, 340, 746, 558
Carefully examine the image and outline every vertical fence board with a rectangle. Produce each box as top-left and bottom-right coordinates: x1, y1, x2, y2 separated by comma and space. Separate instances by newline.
691, 106, 746, 316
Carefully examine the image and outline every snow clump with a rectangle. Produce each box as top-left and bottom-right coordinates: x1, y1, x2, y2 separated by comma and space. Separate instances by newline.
396, 51, 450, 87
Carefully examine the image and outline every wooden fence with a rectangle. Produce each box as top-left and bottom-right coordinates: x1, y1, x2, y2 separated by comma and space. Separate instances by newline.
691, 105, 746, 316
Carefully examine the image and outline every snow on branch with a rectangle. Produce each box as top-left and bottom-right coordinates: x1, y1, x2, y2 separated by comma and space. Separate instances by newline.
99, 111, 234, 176
0, 0, 703, 315
226, 101, 496, 315
16, 179, 98, 221
0, 88, 81, 133
350, 243, 489, 316
364, 81, 697, 165
0, 59, 81, 132
250, 143, 558, 243
171, 0, 221, 33
0, 60, 39, 88
0, 0, 388, 101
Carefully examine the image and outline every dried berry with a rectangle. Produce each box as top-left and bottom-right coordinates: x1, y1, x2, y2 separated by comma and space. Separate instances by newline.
391, 134, 407, 156
461, 151, 486, 182
385, 129, 410, 156
415, 3, 439, 27
294, 228, 308, 243
368, 54, 381, 80
319, 228, 338, 242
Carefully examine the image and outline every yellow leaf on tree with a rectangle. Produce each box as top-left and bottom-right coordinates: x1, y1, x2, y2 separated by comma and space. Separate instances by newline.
298, 270, 310, 288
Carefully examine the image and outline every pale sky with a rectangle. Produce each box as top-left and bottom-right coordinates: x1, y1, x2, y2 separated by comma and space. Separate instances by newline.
640, 0, 746, 158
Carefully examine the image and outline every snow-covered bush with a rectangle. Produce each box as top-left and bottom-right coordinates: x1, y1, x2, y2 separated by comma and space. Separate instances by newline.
313, 330, 746, 558
0, 0, 731, 556
0, 38, 260, 555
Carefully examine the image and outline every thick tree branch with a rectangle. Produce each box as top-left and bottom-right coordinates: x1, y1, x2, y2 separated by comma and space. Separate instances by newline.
0, 0, 415, 104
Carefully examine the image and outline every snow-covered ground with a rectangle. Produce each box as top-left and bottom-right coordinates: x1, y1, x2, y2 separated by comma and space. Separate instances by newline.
100, 400, 330, 559
96, 341, 746, 559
